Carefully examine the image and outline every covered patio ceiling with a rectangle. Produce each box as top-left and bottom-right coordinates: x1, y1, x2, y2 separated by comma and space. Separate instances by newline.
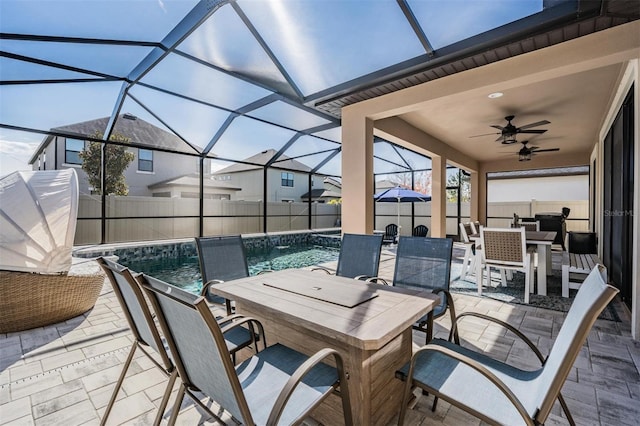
1, 0, 638, 176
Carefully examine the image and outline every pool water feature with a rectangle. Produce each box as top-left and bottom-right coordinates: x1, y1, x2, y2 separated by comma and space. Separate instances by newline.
121, 243, 339, 294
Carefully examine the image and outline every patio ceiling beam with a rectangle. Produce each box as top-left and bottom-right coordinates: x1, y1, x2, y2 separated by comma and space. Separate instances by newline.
127, 0, 229, 84
202, 113, 240, 155
0, 78, 119, 86
127, 92, 201, 155
0, 51, 121, 80
396, 0, 434, 57
0, 32, 161, 48
231, 1, 305, 100
264, 133, 304, 168
311, 149, 341, 174
273, 147, 338, 164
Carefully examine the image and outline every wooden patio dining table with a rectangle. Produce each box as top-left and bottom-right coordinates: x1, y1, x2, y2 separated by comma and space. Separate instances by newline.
470, 230, 557, 295
209, 269, 439, 426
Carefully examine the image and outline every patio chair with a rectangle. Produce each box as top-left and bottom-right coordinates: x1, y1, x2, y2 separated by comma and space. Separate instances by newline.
412, 224, 429, 237
520, 220, 540, 232
369, 236, 457, 344
196, 235, 271, 315
567, 231, 597, 254
397, 265, 618, 426
470, 221, 482, 234
139, 274, 354, 426
312, 233, 383, 279
383, 223, 398, 244
97, 258, 262, 426
456, 222, 476, 280
478, 227, 534, 303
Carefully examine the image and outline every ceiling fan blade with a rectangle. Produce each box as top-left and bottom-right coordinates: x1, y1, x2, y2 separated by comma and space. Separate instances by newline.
528, 146, 540, 150
490, 125, 504, 130
468, 132, 499, 138
518, 129, 547, 134
518, 120, 550, 130
532, 148, 560, 153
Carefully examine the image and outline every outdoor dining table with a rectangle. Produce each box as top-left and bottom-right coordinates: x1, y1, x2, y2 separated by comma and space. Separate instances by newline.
470, 230, 557, 295
208, 269, 439, 426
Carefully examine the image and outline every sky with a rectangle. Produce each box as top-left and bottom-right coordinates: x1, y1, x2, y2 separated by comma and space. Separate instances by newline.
0, 0, 543, 178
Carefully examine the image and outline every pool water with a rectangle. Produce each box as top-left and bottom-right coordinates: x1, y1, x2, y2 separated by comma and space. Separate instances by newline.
122, 244, 339, 294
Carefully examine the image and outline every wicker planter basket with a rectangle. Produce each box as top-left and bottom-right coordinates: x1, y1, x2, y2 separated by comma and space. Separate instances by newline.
0, 267, 105, 333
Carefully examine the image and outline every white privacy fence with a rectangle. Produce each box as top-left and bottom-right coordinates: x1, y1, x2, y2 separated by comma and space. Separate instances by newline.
75, 195, 341, 245
75, 196, 588, 244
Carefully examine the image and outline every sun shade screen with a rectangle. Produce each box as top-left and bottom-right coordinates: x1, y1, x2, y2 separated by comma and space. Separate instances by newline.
0, 169, 79, 274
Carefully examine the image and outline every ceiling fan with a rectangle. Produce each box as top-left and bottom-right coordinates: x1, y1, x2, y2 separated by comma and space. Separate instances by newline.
471, 115, 550, 144
515, 140, 559, 161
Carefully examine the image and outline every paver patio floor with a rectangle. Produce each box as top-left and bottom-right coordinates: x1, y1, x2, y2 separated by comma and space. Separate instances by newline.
1, 254, 639, 425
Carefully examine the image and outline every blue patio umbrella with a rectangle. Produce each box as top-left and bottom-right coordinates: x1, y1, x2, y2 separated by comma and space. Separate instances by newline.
374, 186, 431, 231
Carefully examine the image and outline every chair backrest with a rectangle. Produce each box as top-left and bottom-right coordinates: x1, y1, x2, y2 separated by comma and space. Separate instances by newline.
470, 221, 482, 234
139, 274, 254, 424
412, 225, 429, 237
336, 233, 383, 278
392, 237, 453, 301
195, 235, 250, 283
97, 257, 173, 371
480, 227, 527, 267
384, 223, 398, 239
534, 265, 618, 423
568, 231, 597, 254
520, 220, 540, 232
459, 222, 474, 243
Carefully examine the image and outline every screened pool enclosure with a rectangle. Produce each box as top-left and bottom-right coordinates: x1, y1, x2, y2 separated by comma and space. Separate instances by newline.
0, 0, 622, 244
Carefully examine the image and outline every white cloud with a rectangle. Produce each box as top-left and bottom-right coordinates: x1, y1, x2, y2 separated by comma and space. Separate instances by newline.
0, 139, 39, 178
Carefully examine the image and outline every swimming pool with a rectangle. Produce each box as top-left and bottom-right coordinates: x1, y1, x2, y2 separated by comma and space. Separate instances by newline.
121, 243, 340, 294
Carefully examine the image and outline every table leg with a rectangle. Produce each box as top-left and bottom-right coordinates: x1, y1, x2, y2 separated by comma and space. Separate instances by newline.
537, 244, 548, 295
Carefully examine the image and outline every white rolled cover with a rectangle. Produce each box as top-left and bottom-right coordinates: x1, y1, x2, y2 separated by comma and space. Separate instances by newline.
0, 169, 79, 273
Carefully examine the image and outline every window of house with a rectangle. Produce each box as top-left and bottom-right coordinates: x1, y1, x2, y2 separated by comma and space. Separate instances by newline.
281, 172, 294, 187
138, 149, 153, 172
65, 139, 85, 165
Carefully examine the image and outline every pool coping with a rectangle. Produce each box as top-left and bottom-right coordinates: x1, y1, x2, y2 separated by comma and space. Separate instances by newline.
73, 228, 342, 264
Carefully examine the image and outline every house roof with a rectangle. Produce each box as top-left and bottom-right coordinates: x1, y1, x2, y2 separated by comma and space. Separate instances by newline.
29, 114, 187, 164
148, 174, 241, 191
323, 177, 342, 188
300, 189, 342, 199
214, 149, 313, 174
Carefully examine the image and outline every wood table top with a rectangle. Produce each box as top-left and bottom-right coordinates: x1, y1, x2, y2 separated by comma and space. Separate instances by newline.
209, 269, 439, 351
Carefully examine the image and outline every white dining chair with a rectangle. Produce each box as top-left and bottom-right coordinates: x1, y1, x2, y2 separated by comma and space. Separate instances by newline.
456, 222, 476, 280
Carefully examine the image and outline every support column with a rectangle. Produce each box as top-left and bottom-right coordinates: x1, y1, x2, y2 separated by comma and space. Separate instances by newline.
477, 166, 488, 225
469, 171, 479, 222
342, 112, 374, 235
431, 155, 446, 237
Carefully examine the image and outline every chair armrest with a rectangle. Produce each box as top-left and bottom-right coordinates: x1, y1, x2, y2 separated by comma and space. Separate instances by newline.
200, 279, 224, 297
311, 266, 334, 275
256, 270, 274, 275
407, 345, 533, 426
365, 276, 390, 285
219, 316, 267, 352
451, 312, 545, 364
353, 275, 371, 281
267, 348, 350, 425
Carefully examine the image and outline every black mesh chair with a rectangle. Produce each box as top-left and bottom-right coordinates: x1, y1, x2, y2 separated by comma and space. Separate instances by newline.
97, 257, 261, 425
370, 236, 457, 344
196, 235, 270, 314
313, 233, 383, 280
568, 231, 597, 254
383, 223, 398, 244
139, 274, 353, 426
412, 225, 429, 237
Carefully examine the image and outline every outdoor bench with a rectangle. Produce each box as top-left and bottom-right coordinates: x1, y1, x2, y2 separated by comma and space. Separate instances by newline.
561, 252, 604, 297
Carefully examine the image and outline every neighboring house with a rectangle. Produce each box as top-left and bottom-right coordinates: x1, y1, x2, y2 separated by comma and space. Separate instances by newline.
29, 113, 207, 196
213, 149, 324, 202
375, 179, 398, 192
149, 174, 241, 199
301, 177, 342, 203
